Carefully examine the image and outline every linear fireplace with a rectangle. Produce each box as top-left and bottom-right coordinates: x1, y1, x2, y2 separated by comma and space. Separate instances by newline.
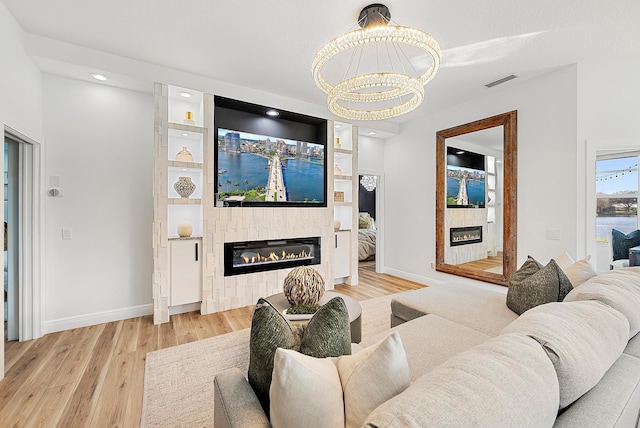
224, 237, 321, 276
450, 226, 483, 246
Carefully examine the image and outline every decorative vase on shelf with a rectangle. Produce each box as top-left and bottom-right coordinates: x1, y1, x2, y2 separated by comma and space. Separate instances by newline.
334, 165, 343, 175
333, 219, 341, 230
177, 220, 193, 237
335, 137, 341, 148
183, 111, 195, 125
174, 176, 196, 198
176, 146, 194, 162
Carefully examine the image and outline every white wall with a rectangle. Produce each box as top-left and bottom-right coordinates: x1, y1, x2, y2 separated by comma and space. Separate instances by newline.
43, 74, 153, 331
0, 2, 43, 135
576, 56, 640, 262
358, 135, 385, 172
384, 66, 578, 284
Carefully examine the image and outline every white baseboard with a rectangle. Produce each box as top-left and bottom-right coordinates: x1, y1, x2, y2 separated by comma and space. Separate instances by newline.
169, 302, 201, 316
382, 267, 447, 286
42, 304, 153, 334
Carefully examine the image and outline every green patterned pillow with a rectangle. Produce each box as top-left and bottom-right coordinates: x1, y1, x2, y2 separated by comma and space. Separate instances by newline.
507, 256, 573, 315
247, 296, 351, 414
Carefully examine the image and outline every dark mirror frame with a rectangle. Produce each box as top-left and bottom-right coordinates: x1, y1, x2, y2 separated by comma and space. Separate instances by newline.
435, 111, 517, 286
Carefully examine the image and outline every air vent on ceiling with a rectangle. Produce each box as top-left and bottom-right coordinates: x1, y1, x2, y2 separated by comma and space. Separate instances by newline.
485, 74, 518, 88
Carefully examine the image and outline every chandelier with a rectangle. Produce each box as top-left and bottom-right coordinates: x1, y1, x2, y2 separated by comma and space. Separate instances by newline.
312, 4, 441, 121
360, 175, 377, 192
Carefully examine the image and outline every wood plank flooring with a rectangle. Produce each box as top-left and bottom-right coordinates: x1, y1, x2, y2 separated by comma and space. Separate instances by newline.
1, 264, 424, 427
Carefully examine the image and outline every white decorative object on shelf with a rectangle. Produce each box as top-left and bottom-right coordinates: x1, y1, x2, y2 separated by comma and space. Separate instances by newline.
177, 220, 193, 237
176, 147, 194, 162
183, 111, 195, 125
334, 219, 341, 230
334, 165, 343, 175
174, 176, 196, 198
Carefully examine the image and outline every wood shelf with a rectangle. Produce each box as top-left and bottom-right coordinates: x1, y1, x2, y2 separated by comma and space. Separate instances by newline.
169, 161, 203, 169
168, 122, 205, 133
168, 198, 202, 205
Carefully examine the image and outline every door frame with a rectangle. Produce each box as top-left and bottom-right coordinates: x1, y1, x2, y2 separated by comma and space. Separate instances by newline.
359, 169, 385, 273
4, 126, 44, 342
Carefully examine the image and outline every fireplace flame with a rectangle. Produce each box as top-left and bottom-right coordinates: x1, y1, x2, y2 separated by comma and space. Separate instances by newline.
240, 249, 311, 264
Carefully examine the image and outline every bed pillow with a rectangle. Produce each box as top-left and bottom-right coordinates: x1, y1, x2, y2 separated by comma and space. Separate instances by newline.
506, 256, 572, 315
611, 229, 640, 261
248, 297, 351, 414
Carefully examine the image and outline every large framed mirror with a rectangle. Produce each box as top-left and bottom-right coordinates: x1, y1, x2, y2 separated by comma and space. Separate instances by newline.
435, 111, 517, 286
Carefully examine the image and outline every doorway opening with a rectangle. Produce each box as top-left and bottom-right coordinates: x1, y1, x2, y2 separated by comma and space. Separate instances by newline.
2, 127, 42, 346
357, 173, 384, 274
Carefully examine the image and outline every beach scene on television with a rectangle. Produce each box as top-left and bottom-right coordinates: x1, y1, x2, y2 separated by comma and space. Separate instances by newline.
217, 128, 325, 203
447, 165, 486, 208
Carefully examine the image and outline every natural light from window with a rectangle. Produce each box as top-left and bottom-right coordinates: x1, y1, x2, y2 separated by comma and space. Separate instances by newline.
595, 155, 639, 240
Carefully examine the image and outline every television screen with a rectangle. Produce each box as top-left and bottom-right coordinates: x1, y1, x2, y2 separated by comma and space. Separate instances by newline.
217, 128, 326, 205
446, 146, 485, 208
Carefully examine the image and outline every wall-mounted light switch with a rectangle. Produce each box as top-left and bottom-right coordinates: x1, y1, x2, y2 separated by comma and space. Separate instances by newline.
547, 228, 561, 240
62, 227, 73, 240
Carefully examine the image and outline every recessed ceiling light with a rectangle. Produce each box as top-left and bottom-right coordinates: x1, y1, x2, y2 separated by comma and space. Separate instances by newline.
266, 109, 279, 117
182, 133, 189, 137
456, 150, 465, 155
179, 92, 192, 98
90, 73, 107, 81
368, 132, 376, 135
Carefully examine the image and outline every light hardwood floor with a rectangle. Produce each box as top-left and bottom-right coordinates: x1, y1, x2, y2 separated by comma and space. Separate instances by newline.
0, 264, 424, 427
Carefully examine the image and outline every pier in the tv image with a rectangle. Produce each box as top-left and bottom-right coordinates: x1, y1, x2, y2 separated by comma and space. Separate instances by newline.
446, 146, 486, 208
217, 128, 325, 205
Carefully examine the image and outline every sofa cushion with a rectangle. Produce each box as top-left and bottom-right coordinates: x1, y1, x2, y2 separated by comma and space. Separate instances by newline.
364, 334, 559, 428
391, 282, 517, 336
269, 332, 410, 428
507, 257, 573, 315
553, 353, 640, 428
564, 269, 640, 338
501, 300, 629, 409
361, 314, 491, 381
611, 228, 640, 261
248, 297, 351, 414
625, 332, 640, 359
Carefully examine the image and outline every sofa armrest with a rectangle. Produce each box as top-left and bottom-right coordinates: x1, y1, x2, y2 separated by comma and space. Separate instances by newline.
214, 368, 270, 428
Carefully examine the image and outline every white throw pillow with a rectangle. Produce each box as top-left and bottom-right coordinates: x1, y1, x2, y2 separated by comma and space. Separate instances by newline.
554, 252, 598, 287
269, 348, 344, 428
336, 331, 410, 428
562, 257, 598, 286
555, 251, 576, 270
269, 332, 410, 428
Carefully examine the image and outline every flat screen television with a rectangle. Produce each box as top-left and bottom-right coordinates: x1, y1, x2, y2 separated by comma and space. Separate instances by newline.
446, 146, 485, 208
216, 128, 326, 206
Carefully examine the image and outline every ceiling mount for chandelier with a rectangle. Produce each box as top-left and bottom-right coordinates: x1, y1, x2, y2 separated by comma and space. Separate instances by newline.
312, 3, 441, 121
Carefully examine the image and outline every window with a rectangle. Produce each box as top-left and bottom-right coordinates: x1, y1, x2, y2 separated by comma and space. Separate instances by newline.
595, 154, 639, 240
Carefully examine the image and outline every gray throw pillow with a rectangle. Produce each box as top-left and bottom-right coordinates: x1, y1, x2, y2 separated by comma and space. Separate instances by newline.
507, 257, 573, 315
247, 296, 351, 415
611, 229, 640, 261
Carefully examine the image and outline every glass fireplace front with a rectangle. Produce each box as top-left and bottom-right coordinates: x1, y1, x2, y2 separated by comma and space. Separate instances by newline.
450, 226, 483, 246
224, 237, 321, 276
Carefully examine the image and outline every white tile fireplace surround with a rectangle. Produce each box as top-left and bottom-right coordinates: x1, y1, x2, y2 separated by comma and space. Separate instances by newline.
201, 207, 334, 314
445, 208, 488, 265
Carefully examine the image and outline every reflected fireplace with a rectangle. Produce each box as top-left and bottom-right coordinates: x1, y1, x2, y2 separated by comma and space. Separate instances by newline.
450, 226, 483, 246
224, 237, 321, 276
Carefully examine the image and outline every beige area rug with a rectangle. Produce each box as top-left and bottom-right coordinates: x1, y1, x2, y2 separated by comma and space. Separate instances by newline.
141, 294, 396, 427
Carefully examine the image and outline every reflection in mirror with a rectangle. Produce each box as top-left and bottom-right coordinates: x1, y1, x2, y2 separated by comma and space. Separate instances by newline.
436, 111, 517, 286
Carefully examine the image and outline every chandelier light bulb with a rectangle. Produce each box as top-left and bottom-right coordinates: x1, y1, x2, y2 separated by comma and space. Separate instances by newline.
312, 4, 441, 121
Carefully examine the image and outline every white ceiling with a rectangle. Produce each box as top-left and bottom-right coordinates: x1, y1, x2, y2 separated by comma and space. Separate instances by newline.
4, 0, 640, 128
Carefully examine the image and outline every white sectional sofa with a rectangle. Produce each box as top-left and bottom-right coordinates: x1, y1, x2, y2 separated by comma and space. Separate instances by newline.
214, 268, 640, 427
